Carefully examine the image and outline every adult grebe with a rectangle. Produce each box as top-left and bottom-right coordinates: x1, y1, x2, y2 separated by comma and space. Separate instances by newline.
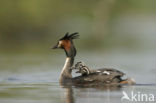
52, 32, 135, 86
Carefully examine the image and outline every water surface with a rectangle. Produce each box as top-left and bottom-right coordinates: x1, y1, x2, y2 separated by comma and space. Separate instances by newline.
0, 52, 156, 103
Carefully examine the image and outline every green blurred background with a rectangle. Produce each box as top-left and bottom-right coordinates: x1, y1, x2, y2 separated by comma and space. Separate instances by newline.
0, 0, 156, 54
0, 1, 156, 103
0, 1, 156, 102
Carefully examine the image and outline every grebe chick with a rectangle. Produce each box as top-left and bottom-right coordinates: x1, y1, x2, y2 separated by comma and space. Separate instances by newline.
73, 62, 92, 76
52, 32, 135, 86
73, 61, 126, 82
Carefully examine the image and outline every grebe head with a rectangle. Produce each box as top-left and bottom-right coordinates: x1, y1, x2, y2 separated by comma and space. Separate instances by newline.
52, 32, 79, 58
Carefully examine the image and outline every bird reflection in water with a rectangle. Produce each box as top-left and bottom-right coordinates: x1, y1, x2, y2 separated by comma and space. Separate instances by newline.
61, 84, 122, 103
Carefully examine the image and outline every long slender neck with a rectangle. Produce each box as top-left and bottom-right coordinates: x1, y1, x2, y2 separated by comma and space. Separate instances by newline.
59, 57, 74, 82
59, 44, 76, 83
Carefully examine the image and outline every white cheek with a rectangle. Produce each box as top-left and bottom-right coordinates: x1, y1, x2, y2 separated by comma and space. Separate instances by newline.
58, 41, 63, 47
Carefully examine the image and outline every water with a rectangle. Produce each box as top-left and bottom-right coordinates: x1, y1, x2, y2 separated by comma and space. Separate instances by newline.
0, 51, 156, 103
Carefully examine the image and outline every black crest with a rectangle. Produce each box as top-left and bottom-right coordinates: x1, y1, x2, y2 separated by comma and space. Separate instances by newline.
60, 32, 79, 40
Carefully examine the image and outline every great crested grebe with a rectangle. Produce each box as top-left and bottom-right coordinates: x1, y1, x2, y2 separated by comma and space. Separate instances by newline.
52, 32, 135, 86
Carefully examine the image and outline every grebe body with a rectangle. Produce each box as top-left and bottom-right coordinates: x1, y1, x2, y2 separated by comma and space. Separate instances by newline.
52, 32, 135, 86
